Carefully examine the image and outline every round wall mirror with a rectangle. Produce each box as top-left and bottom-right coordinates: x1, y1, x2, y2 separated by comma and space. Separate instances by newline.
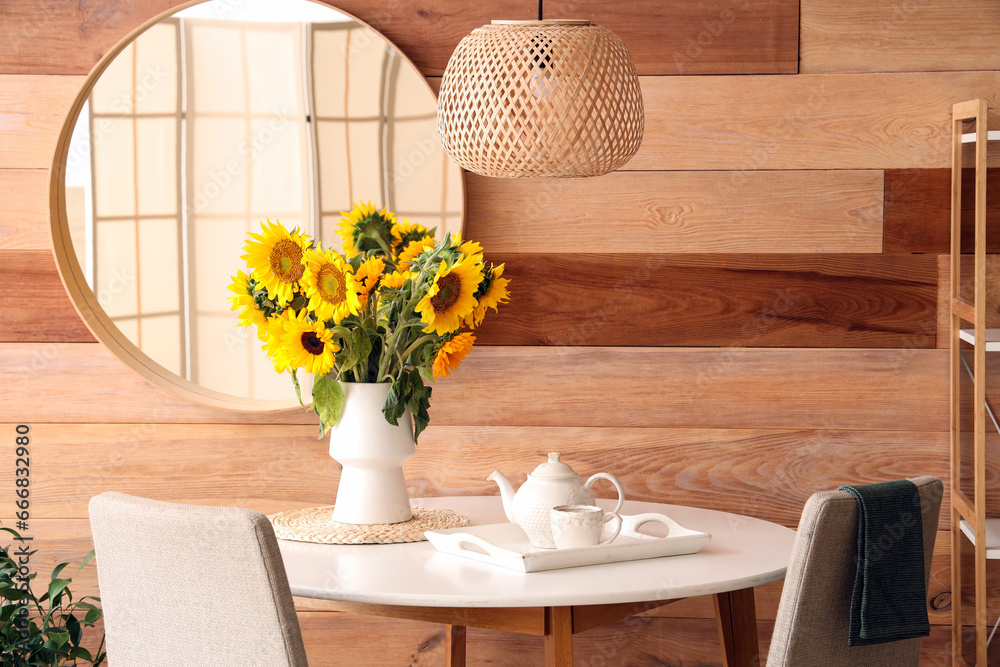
50, 0, 465, 411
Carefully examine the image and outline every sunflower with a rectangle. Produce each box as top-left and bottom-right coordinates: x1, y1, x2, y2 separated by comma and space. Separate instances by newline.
391, 219, 429, 240
354, 256, 385, 306
451, 232, 483, 258
433, 332, 476, 379
396, 236, 437, 271
337, 201, 396, 256
416, 257, 484, 335
381, 269, 415, 290
265, 309, 339, 376
241, 220, 310, 305
391, 219, 432, 254
228, 270, 268, 338
465, 263, 511, 327
303, 249, 361, 323
260, 309, 297, 372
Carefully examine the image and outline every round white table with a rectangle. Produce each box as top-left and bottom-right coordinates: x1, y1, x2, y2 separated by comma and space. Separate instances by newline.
278, 496, 796, 667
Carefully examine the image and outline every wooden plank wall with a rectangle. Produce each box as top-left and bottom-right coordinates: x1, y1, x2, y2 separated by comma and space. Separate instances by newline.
1, 0, 999, 663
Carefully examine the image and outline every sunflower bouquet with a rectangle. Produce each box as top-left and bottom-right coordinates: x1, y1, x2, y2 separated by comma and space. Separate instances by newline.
229, 202, 510, 441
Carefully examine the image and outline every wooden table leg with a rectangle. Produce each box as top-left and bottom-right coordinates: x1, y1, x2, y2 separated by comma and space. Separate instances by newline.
543, 606, 573, 667
714, 588, 760, 667
445, 625, 467, 667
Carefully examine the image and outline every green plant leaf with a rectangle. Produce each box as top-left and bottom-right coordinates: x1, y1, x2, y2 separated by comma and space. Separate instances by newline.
69, 646, 94, 661
45, 630, 70, 648
47, 579, 71, 604
351, 327, 372, 370
66, 614, 82, 646
366, 334, 383, 382
416, 362, 435, 384
0, 588, 27, 601
0, 527, 25, 541
379, 369, 431, 443
50, 563, 68, 582
382, 373, 409, 426
407, 376, 432, 444
76, 601, 102, 625
311, 375, 344, 439
338, 343, 359, 374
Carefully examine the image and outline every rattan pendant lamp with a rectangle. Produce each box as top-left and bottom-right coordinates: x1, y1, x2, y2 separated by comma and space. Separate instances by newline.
437, 0, 644, 178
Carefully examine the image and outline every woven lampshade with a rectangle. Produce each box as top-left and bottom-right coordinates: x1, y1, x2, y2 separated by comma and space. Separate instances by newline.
437, 20, 643, 178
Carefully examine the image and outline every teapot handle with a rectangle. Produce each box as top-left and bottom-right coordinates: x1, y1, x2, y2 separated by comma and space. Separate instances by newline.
584, 473, 625, 514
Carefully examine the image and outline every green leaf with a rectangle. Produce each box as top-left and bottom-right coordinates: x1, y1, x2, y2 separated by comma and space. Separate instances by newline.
380, 369, 432, 443
382, 373, 409, 426
338, 342, 360, 373
79, 550, 95, 570
69, 646, 94, 661
416, 361, 435, 384
0, 527, 25, 541
407, 377, 432, 444
337, 326, 374, 379
45, 630, 70, 648
366, 334, 383, 382
311, 375, 344, 439
351, 328, 372, 370
47, 579, 71, 604
76, 601, 101, 625
66, 614, 82, 646
50, 563, 68, 582
0, 588, 27, 601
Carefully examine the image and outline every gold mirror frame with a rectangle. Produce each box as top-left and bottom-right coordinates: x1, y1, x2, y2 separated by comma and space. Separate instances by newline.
49, 0, 465, 412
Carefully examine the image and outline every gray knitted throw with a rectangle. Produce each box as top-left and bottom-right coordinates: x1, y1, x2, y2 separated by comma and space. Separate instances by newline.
838, 479, 930, 647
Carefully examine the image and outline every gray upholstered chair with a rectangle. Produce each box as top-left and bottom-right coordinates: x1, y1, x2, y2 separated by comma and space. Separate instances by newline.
88, 492, 308, 667
766, 476, 943, 667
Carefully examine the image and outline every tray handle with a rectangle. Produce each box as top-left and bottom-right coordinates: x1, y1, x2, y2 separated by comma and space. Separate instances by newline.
621, 512, 685, 537
447, 532, 507, 559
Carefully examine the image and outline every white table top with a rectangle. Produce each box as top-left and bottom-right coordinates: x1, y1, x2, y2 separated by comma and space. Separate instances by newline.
279, 496, 796, 608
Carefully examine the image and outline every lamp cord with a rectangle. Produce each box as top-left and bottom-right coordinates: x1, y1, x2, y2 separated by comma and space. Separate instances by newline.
538, 0, 543, 20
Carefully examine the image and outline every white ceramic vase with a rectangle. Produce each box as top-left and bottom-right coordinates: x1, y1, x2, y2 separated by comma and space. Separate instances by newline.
328, 382, 414, 524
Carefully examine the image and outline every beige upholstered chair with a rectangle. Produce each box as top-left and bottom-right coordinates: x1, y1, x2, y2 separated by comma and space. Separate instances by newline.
766, 476, 943, 667
88, 492, 308, 667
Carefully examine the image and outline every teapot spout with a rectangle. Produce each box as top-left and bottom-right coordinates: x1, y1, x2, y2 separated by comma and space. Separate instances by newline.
487, 470, 516, 522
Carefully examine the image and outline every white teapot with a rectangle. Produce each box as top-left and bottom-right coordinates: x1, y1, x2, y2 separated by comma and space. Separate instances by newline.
488, 453, 625, 548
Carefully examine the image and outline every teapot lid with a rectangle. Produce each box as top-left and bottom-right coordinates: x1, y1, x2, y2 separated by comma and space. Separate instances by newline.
528, 453, 578, 479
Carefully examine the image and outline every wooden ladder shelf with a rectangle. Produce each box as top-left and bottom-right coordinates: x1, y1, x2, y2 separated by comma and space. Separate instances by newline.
950, 98, 997, 666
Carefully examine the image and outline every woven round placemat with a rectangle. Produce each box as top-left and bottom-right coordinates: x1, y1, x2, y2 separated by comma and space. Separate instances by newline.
269, 506, 470, 544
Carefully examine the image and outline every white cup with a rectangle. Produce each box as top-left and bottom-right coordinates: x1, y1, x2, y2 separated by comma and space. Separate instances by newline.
550, 505, 622, 549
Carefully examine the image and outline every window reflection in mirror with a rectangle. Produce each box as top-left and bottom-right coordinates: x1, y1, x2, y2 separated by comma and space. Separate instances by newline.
63, 0, 463, 403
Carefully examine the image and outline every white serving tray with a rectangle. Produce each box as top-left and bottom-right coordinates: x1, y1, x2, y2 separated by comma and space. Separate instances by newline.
424, 513, 711, 573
